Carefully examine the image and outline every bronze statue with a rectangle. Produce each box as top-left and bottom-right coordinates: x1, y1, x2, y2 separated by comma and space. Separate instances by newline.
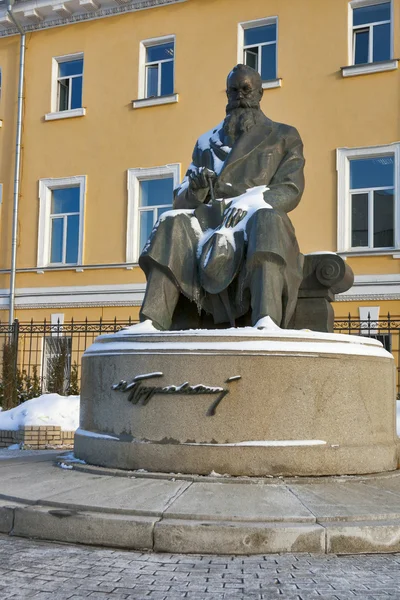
139, 64, 305, 330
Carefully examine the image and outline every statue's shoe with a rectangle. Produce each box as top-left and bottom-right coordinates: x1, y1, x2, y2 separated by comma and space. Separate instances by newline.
254, 316, 281, 331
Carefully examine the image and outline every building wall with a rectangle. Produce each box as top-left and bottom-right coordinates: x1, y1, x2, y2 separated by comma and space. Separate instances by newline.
0, 0, 398, 323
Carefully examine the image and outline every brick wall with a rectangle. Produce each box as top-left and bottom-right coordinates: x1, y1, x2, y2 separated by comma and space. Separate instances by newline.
0, 426, 75, 449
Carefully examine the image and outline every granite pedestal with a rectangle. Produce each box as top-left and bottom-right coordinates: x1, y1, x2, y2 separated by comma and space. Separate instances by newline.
74, 327, 397, 477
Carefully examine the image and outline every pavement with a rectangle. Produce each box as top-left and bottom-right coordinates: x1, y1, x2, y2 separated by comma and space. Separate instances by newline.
3, 536, 400, 600
2, 451, 400, 555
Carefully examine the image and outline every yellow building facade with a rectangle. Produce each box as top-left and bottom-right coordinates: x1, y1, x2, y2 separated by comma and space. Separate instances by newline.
0, 0, 399, 328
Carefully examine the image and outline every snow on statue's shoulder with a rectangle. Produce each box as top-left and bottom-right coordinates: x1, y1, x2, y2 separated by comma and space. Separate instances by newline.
197, 121, 224, 151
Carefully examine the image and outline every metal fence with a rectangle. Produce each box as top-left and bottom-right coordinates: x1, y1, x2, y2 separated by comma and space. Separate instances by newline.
0, 317, 138, 396
0, 314, 398, 397
333, 314, 400, 396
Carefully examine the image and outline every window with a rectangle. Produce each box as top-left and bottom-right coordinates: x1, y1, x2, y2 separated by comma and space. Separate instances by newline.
352, 1, 391, 65
337, 144, 400, 253
45, 53, 86, 121
134, 36, 178, 108
57, 56, 83, 111
342, 1, 397, 76
127, 164, 180, 262
49, 187, 80, 264
145, 41, 174, 98
38, 176, 86, 268
42, 336, 72, 393
238, 18, 280, 89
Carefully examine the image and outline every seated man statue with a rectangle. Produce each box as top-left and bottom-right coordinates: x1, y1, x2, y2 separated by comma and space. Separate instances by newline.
139, 64, 305, 331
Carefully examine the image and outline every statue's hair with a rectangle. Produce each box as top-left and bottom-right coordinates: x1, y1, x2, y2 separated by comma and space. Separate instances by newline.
228, 64, 262, 88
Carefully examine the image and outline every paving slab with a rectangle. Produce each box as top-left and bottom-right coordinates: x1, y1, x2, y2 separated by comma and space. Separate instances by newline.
163, 482, 315, 522
289, 480, 400, 521
12, 504, 157, 549
154, 519, 325, 554
40, 477, 191, 516
0, 463, 110, 504
360, 475, 400, 497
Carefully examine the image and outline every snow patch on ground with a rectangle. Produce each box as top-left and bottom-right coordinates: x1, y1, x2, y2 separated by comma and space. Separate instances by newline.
0, 393, 80, 432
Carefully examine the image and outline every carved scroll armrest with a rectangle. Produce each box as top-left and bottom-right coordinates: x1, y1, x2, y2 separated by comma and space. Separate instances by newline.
299, 253, 354, 299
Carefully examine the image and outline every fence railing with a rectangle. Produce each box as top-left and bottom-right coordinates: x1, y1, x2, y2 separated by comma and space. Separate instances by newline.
0, 315, 398, 406
333, 314, 400, 396
0, 318, 139, 405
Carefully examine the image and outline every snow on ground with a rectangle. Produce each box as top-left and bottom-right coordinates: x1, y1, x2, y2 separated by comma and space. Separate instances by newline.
0, 393, 79, 431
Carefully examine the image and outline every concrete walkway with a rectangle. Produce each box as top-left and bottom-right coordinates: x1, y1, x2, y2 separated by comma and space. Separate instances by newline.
1, 451, 400, 555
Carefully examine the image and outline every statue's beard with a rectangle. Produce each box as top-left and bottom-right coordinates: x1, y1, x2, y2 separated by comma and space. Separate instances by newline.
223, 106, 261, 146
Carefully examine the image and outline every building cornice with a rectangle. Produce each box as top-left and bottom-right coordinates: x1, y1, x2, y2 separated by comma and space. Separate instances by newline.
335, 274, 400, 302
0, 283, 146, 309
0, 0, 187, 36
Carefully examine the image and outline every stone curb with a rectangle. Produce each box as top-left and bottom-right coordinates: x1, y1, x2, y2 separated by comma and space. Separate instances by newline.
2, 455, 400, 555
2, 496, 400, 555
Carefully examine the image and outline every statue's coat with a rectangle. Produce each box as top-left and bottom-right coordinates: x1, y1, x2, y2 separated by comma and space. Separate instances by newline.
139, 113, 305, 327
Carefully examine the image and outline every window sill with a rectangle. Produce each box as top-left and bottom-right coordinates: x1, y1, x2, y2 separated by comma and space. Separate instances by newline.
262, 78, 282, 89
341, 59, 398, 78
132, 93, 179, 109
44, 107, 86, 121
338, 249, 399, 258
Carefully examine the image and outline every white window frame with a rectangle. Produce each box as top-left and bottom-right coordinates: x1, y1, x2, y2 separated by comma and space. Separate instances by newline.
337, 143, 400, 253
343, 0, 396, 76
37, 176, 86, 268
126, 164, 180, 263
42, 335, 72, 393
45, 52, 86, 121
237, 17, 281, 89
135, 35, 179, 108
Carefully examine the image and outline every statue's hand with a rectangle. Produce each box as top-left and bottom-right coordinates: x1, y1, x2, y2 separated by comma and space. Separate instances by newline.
189, 168, 217, 194
221, 207, 247, 229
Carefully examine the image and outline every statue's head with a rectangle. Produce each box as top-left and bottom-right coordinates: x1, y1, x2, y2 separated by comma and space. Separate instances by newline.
226, 64, 263, 113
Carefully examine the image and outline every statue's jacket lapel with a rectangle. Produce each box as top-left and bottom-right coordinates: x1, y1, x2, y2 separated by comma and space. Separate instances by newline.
209, 117, 286, 200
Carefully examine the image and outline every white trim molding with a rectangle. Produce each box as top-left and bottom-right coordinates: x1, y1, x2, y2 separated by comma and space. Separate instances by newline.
336, 142, 400, 254
0, 0, 187, 37
45, 107, 86, 121
237, 16, 280, 85
347, 0, 394, 74
342, 59, 398, 77
37, 175, 87, 268
132, 93, 178, 109
336, 273, 400, 301
0, 283, 146, 309
126, 164, 180, 263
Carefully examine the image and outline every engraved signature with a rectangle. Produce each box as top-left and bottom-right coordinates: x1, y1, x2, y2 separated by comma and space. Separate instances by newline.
112, 372, 241, 416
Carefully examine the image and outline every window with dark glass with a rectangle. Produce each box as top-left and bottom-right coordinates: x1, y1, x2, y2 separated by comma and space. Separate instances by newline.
50, 187, 80, 264
243, 21, 277, 81
138, 177, 174, 250
350, 155, 394, 249
57, 58, 83, 111
145, 42, 174, 98
353, 2, 391, 65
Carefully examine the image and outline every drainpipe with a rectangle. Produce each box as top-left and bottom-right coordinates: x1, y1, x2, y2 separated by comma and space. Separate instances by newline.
7, 0, 25, 325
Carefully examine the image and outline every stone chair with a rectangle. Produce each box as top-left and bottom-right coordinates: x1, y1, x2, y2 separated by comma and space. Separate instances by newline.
171, 253, 354, 333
